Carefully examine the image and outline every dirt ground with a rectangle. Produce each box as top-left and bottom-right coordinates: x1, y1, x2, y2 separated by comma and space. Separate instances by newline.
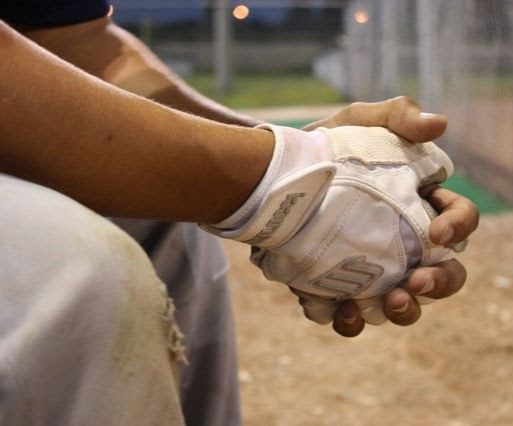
224, 212, 513, 426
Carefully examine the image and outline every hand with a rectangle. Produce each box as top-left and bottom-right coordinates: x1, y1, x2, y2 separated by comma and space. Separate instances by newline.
250, 124, 455, 324
303, 97, 479, 337
204, 117, 461, 334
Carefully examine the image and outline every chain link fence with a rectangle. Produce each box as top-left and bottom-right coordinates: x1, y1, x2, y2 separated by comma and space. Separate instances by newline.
316, 0, 513, 203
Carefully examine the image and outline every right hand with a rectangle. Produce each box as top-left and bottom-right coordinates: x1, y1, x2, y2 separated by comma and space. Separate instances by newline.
303, 97, 478, 336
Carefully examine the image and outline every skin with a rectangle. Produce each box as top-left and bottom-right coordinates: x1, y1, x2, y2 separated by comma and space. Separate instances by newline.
4, 18, 479, 337
0, 20, 274, 223
17, 17, 261, 127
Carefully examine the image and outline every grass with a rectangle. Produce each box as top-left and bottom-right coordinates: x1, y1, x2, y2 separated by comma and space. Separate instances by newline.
185, 72, 344, 109
400, 73, 513, 100
441, 172, 511, 214
186, 72, 513, 109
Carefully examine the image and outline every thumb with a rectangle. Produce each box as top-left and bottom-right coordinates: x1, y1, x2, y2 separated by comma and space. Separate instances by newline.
384, 97, 447, 143
314, 97, 448, 143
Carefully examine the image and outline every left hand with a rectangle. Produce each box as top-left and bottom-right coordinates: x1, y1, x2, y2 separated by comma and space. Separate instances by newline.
302, 96, 479, 337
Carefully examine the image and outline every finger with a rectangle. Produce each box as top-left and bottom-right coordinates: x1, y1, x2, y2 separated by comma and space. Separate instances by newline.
331, 96, 448, 142
383, 288, 422, 326
290, 288, 340, 324
355, 297, 387, 325
298, 296, 339, 325
332, 300, 365, 337
427, 187, 480, 245
402, 259, 467, 300
415, 295, 436, 306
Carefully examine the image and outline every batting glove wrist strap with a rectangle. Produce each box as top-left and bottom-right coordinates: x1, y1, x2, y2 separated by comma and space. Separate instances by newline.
202, 124, 337, 247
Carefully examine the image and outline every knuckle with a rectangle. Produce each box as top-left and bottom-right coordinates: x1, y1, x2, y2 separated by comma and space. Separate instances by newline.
345, 102, 362, 120
456, 202, 480, 236
395, 95, 419, 108
385, 294, 421, 325
348, 101, 365, 109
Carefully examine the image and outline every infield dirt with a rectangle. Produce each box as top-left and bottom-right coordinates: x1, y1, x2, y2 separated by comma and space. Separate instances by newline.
225, 212, 513, 426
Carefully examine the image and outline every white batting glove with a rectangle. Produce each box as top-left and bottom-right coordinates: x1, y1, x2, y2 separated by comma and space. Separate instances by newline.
202, 124, 459, 325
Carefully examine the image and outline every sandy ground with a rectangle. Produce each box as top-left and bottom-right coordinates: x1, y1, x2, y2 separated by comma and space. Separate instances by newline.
224, 212, 513, 426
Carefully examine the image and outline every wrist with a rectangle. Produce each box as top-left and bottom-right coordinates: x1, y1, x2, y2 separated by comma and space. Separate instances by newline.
203, 125, 336, 247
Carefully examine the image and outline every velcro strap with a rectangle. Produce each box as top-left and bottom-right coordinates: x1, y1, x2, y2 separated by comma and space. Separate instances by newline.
203, 162, 335, 248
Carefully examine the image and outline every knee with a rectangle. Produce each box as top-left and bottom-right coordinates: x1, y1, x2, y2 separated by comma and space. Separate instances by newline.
0, 174, 169, 329
0, 175, 184, 425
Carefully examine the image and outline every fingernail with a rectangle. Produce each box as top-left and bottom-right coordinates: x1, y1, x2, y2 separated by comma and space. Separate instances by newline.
419, 278, 435, 295
440, 225, 454, 245
420, 112, 436, 119
390, 301, 410, 314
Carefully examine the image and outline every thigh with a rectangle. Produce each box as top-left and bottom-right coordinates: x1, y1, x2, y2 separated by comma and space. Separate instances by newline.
112, 218, 242, 426
0, 174, 184, 426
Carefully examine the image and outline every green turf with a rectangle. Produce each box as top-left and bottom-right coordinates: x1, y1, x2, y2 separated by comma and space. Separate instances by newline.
274, 119, 312, 129
442, 172, 511, 214
185, 72, 343, 108
399, 73, 513, 100
276, 118, 511, 215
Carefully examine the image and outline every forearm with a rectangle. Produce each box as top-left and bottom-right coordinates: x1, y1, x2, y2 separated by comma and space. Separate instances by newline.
19, 17, 262, 127
0, 21, 273, 222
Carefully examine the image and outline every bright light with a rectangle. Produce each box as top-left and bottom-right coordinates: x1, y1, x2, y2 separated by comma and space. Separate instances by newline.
354, 10, 369, 24
233, 5, 250, 20
107, 4, 114, 17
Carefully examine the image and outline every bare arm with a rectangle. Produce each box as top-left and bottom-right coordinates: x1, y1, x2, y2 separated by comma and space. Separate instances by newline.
0, 21, 273, 222
4, 20, 479, 337
18, 17, 262, 127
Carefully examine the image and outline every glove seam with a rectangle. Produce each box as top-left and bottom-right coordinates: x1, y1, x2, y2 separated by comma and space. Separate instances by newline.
335, 176, 432, 262
280, 190, 361, 288
394, 214, 408, 276
342, 160, 416, 177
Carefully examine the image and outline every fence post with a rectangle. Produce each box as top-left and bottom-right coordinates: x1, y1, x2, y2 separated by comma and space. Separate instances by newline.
417, 0, 442, 111
214, 0, 232, 96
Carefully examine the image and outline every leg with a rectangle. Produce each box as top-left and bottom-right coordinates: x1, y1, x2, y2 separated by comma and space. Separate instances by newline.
112, 219, 242, 426
0, 174, 184, 426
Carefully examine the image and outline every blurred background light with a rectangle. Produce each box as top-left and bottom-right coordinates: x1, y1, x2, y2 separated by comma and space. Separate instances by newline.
233, 5, 250, 20
354, 9, 369, 24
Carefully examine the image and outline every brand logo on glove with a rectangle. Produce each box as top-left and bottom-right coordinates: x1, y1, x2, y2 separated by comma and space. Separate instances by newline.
245, 192, 305, 245
311, 256, 384, 297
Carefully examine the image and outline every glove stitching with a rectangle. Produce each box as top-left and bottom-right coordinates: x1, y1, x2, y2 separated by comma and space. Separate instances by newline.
283, 189, 361, 287
346, 204, 408, 301
394, 214, 408, 274
341, 160, 417, 177
336, 176, 431, 263
260, 189, 358, 286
